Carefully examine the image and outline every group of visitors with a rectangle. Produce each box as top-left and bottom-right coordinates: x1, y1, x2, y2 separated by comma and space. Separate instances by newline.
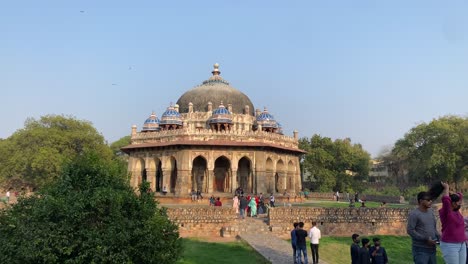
190, 189, 203, 201
407, 181, 467, 264
209, 196, 222, 206
232, 193, 269, 218
350, 233, 388, 264
290, 221, 322, 264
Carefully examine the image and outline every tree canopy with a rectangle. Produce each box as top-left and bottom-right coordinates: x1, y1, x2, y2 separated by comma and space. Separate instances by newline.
0, 115, 113, 189
110, 135, 131, 157
390, 115, 468, 186
299, 134, 371, 192
0, 151, 182, 263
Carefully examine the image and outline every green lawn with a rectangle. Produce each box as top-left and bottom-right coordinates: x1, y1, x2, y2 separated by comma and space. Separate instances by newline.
177, 238, 270, 264
293, 200, 412, 208
319, 236, 444, 264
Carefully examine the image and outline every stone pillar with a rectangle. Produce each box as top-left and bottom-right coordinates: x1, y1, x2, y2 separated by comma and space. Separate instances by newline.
131, 170, 142, 189
175, 169, 189, 196
282, 173, 287, 193
231, 169, 237, 193
146, 169, 156, 192
207, 170, 215, 193
162, 169, 172, 193
256, 170, 266, 194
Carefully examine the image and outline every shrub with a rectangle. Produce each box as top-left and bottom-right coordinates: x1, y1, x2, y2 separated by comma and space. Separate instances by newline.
0, 151, 181, 263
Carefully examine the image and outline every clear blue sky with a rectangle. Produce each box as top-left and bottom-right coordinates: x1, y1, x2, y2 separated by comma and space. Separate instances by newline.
1, 1, 468, 157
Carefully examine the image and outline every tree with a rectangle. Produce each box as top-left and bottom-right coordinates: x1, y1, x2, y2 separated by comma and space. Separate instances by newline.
299, 134, 371, 192
391, 115, 468, 186
0, 115, 113, 188
0, 151, 182, 263
110, 135, 131, 157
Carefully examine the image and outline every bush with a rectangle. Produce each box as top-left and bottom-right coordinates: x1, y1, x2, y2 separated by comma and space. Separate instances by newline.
0, 151, 181, 263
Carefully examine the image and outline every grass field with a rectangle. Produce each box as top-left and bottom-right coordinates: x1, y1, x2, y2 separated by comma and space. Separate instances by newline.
176, 238, 270, 264
319, 236, 444, 264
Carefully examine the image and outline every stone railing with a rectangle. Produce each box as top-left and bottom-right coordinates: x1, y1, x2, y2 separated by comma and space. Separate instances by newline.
131, 129, 299, 149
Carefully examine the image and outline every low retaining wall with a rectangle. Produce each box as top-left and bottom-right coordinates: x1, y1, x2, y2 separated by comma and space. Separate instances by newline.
166, 206, 468, 238
166, 207, 237, 237
268, 207, 411, 238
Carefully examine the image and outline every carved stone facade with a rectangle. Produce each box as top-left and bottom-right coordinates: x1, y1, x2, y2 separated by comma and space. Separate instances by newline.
122, 64, 305, 196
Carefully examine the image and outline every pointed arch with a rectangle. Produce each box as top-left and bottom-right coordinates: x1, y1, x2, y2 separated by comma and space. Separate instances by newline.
133, 158, 146, 187
154, 158, 163, 192
276, 159, 285, 193
238, 156, 252, 193
192, 155, 208, 193
169, 156, 178, 194
214, 156, 231, 192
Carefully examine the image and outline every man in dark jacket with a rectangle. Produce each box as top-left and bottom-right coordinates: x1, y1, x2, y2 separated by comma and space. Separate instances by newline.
351, 233, 360, 264
239, 195, 248, 219
369, 237, 388, 264
359, 238, 371, 264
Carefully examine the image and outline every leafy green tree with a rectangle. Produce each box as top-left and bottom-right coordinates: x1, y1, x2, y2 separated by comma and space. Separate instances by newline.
110, 135, 131, 157
391, 116, 468, 186
299, 134, 371, 192
0, 115, 113, 188
0, 151, 182, 263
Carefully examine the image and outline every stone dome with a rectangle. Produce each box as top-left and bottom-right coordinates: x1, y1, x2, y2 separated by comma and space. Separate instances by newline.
176, 64, 255, 116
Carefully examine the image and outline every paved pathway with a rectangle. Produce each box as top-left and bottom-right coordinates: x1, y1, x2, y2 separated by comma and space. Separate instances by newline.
238, 218, 328, 264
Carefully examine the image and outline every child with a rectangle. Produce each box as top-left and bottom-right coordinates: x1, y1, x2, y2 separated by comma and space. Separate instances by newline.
369, 237, 388, 264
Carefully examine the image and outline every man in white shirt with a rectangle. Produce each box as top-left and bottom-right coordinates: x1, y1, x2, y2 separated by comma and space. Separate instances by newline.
309, 221, 321, 264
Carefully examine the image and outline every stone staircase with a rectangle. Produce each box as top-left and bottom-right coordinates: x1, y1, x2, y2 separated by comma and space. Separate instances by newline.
223, 216, 328, 264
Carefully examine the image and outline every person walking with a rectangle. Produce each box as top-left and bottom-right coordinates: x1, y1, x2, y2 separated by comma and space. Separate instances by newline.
291, 222, 299, 264
232, 195, 239, 214
351, 233, 361, 264
269, 193, 275, 207
309, 221, 321, 264
439, 182, 466, 264
369, 237, 388, 264
295, 222, 308, 264
248, 197, 257, 217
239, 195, 248, 219
407, 191, 440, 264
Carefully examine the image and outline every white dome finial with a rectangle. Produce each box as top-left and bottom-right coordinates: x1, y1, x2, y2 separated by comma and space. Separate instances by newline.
212, 63, 221, 76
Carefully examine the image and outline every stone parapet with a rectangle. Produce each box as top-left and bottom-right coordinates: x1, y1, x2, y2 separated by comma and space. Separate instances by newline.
131, 129, 299, 149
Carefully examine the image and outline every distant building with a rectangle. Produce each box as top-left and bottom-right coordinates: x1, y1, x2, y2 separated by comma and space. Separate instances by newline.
369, 160, 389, 182
122, 64, 305, 196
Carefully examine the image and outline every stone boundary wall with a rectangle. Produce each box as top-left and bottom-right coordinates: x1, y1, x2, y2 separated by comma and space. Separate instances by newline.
268, 207, 411, 238
166, 206, 468, 239
166, 207, 237, 237
361, 194, 404, 204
